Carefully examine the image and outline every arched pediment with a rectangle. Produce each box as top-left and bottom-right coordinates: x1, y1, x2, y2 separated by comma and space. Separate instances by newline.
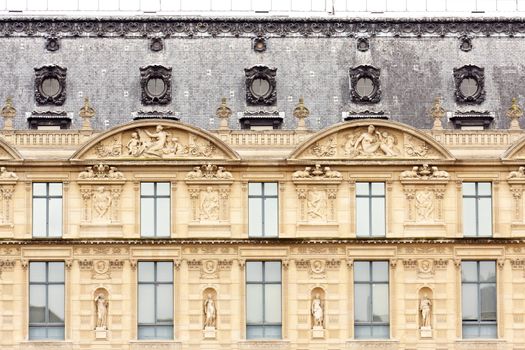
502, 135, 525, 161
0, 137, 23, 161
289, 120, 455, 162
70, 119, 241, 162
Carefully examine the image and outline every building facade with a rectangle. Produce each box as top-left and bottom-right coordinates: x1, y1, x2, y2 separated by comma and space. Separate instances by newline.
0, 14, 524, 350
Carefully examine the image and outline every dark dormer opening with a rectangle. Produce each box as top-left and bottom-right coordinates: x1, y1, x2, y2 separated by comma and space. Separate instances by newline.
244, 65, 277, 106
140, 65, 172, 105
34, 65, 67, 106
350, 65, 381, 104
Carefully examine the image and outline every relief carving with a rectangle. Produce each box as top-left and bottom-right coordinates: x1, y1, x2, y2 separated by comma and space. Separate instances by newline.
78, 164, 125, 180
292, 164, 342, 179
415, 190, 434, 222
400, 164, 450, 180
200, 187, 220, 221
0, 167, 17, 180
186, 163, 233, 180
79, 184, 122, 223
0, 184, 15, 225
344, 125, 400, 157
508, 166, 525, 179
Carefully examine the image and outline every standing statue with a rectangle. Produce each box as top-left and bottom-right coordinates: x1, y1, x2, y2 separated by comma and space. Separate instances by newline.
203, 293, 216, 328
420, 294, 432, 328
95, 293, 109, 329
311, 293, 324, 328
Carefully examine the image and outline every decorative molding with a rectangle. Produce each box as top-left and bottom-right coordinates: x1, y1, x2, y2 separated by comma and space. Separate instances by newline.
244, 65, 277, 106
34, 65, 67, 106
45, 36, 59, 51
253, 36, 267, 52
140, 65, 172, 105
459, 35, 472, 51
78, 163, 125, 180
185, 163, 233, 180
150, 37, 164, 51
400, 164, 449, 180
350, 65, 381, 104
356, 37, 369, 51
453, 65, 485, 104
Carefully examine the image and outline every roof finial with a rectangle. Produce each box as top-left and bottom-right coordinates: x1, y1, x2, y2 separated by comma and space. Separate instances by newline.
430, 96, 445, 130
216, 97, 232, 130
293, 97, 309, 131
507, 97, 523, 130
79, 97, 95, 131
1, 96, 16, 130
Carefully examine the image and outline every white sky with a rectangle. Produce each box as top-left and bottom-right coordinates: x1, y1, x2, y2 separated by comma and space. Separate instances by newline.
0, 0, 524, 16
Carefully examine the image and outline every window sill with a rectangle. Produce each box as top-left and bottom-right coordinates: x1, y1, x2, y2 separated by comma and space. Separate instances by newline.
20, 341, 73, 350
238, 340, 290, 350
129, 340, 182, 350
346, 339, 399, 350
455, 339, 506, 350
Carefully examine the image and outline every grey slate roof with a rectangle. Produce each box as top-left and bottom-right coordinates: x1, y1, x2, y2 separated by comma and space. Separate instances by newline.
0, 16, 524, 131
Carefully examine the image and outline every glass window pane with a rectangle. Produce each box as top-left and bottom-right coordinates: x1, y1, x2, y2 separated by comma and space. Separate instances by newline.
29, 262, 46, 282
48, 183, 62, 196
354, 262, 370, 282
264, 284, 281, 323
156, 262, 173, 282
155, 325, 173, 339
478, 198, 492, 236
138, 284, 155, 324
141, 183, 155, 196
480, 284, 497, 321
461, 262, 478, 282
246, 284, 263, 323
462, 324, 479, 338
355, 325, 372, 339
141, 198, 155, 237
48, 198, 62, 237
249, 198, 262, 237
156, 285, 173, 323
29, 327, 47, 340
477, 183, 491, 196
480, 261, 496, 282
48, 285, 65, 322
46, 326, 65, 340
246, 262, 263, 282
246, 325, 264, 339
372, 325, 389, 339
156, 197, 170, 237
29, 285, 46, 323
264, 325, 281, 339
463, 182, 476, 196
264, 198, 278, 237
33, 183, 47, 196
156, 182, 170, 196
463, 197, 477, 236
264, 183, 278, 196
354, 284, 371, 322
265, 262, 281, 282
479, 324, 497, 338
356, 197, 370, 236
138, 262, 155, 282
138, 325, 156, 340
371, 197, 385, 237
372, 283, 389, 322
249, 183, 262, 196
48, 262, 64, 282
371, 182, 384, 195
462, 284, 479, 320
356, 182, 369, 196
372, 262, 388, 282
32, 198, 47, 237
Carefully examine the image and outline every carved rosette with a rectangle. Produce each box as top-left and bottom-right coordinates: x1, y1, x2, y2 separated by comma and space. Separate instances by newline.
292, 166, 341, 224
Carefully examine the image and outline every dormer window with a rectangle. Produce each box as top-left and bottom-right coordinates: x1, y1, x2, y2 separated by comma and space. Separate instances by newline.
453, 65, 485, 104
34, 65, 67, 106
350, 65, 381, 104
140, 65, 172, 105
244, 65, 277, 106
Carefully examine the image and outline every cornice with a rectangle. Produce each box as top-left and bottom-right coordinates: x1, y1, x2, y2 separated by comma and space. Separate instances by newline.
1, 238, 524, 245
0, 16, 525, 38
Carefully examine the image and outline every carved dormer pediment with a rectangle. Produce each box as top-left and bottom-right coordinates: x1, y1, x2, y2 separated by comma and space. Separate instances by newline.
71, 120, 240, 162
289, 120, 454, 162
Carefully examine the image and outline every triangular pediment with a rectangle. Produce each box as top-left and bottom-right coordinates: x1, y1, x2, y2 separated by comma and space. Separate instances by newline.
0, 137, 23, 161
502, 135, 525, 161
289, 120, 454, 162
71, 120, 240, 162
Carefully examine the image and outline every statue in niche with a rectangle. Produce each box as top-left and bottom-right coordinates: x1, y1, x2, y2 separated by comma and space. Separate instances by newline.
352, 125, 399, 157
420, 294, 432, 328
415, 190, 434, 221
0, 167, 17, 180
95, 293, 109, 329
200, 187, 219, 220
203, 293, 217, 328
311, 293, 324, 328
307, 190, 326, 220
93, 186, 112, 218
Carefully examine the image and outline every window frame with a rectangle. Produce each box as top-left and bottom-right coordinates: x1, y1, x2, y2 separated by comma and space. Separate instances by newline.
28, 261, 65, 340
137, 261, 174, 340
248, 182, 279, 238
355, 182, 386, 237
140, 182, 171, 238
461, 260, 497, 339
245, 261, 282, 339
462, 182, 492, 237
32, 182, 63, 238
353, 260, 390, 339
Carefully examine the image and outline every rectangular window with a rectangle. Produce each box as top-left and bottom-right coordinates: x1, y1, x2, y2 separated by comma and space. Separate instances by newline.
246, 261, 282, 339
29, 262, 65, 340
140, 182, 170, 237
356, 182, 385, 237
32, 183, 63, 237
138, 261, 174, 339
462, 182, 492, 237
354, 261, 389, 339
248, 182, 278, 237
461, 261, 497, 338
